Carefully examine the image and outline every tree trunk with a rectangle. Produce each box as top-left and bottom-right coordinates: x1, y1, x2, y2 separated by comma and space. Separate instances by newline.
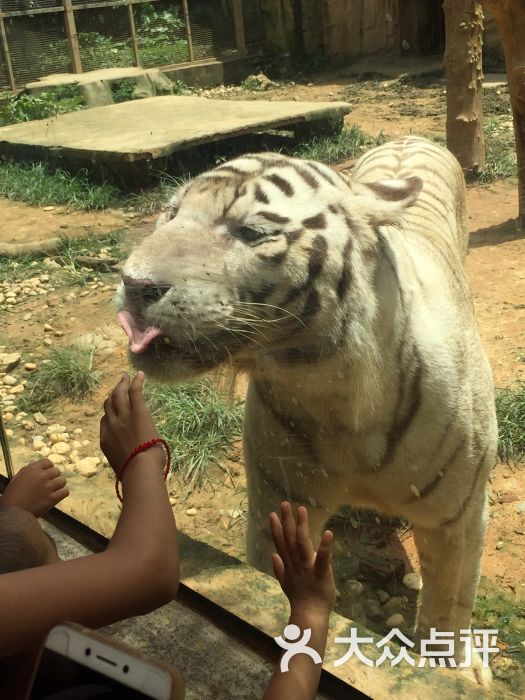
443, 0, 485, 176
482, 0, 525, 227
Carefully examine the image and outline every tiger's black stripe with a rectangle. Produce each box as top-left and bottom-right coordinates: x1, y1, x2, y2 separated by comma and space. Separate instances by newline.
337, 238, 353, 301
254, 184, 270, 204
293, 165, 320, 190
265, 174, 295, 197
439, 446, 490, 527
258, 211, 290, 225
302, 213, 327, 230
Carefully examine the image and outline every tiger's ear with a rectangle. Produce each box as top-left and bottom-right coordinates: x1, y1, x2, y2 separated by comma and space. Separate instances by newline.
355, 176, 422, 226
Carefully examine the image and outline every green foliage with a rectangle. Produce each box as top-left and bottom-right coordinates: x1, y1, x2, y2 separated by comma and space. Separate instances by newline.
496, 384, 525, 463
477, 118, 517, 183
145, 378, 244, 489
0, 86, 85, 127
54, 229, 125, 284
127, 175, 185, 215
21, 345, 100, 411
0, 161, 122, 210
293, 125, 386, 164
111, 80, 136, 104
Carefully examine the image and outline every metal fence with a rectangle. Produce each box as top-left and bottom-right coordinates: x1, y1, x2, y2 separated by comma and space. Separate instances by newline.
0, 0, 266, 90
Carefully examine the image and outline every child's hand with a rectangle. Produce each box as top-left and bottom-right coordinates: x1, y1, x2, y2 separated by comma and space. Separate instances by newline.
100, 371, 163, 473
269, 501, 336, 617
1, 459, 68, 517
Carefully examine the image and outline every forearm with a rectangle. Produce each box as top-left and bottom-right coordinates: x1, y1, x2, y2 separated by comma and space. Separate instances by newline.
263, 608, 330, 700
108, 450, 179, 590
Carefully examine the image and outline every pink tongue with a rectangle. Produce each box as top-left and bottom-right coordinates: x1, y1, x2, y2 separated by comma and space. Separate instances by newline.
118, 310, 162, 354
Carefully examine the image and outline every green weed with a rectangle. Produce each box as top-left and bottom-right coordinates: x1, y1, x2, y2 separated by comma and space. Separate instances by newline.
496, 384, 525, 463
0, 161, 122, 210
21, 345, 100, 411
145, 378, 244, 489
293, 125, 386, 164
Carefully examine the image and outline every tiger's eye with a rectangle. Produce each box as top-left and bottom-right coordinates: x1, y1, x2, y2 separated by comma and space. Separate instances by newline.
238, 226, 265, 243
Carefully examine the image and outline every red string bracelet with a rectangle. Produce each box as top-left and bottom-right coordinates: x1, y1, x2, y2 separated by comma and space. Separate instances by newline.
115, 438, 171, 503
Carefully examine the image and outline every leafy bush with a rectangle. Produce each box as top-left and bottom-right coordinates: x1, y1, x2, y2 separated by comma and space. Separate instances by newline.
0, 86, 85, 127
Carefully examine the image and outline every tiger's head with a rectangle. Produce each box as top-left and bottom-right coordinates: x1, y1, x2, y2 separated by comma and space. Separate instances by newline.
118, 152, 421, 381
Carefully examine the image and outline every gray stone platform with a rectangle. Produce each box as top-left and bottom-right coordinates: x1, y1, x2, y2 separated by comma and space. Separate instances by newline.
0, 95, 351, 165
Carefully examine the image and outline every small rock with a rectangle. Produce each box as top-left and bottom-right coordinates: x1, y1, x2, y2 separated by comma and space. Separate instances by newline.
385, 613, 406, 628
71, 440, 82, 449
43, 324, 54, 332
24, 363, 37, 372
43, 206, 55, 211
8, 384, 25, 394
43, 338, 53, 347
0, 353, 21, 371
496, 540, 504, 550
3, 375, 17, 386
340, 579, 364, 599
46, 424, 67, 435
169, 497, 177, 507
5, 428, 13, 438
73, 428, 83, 435
186, 508, 198, 516
39, 446, 51, 457
377, 589, 390, 604
22, 420, 35, 431
402, 573, 423, 591
32, 436, 46, 450
52, 441, 71, 455
48, 453, 66, 465
34, 412, 48, 425
53, 331, 64, 338
515, 501, 525, 514
365, 599, 384, 621
75, 457, 100, 477
2, 412, 14, 421
382, 596, 405, 617
49, 432, 69, 444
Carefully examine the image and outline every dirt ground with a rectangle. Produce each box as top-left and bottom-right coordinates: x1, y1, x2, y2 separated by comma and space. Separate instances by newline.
1, 72, 524, 690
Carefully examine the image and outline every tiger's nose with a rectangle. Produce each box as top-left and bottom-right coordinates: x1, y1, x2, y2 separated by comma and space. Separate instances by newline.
122, 274, 171, 302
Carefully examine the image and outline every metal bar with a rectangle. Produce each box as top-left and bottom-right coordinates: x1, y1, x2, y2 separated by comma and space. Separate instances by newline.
232, 0, 247, 55
0, 412, 14, 480
62, 0, 83, 73
0, 0, 165, 16
1, 7, 64, 18
127, 0, 141, 67
181, 0, 194, 63
0, 9, 16, 92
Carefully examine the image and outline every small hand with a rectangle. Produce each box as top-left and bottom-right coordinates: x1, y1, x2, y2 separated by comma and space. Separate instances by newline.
100, 371, 163, 473
1, 459, 68, 517
269, 501, 336, 616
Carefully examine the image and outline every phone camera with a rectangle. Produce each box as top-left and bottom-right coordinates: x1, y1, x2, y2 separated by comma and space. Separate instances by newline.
85, 648, 91, 657
123, 665, 129, 674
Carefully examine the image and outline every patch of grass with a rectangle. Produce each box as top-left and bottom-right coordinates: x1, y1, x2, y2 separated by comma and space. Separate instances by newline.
0, 256, 40, 284
477, 118, 516, 183
0, 161, 123, 210
21, 345, 100, 411
293, 125, 386, 164
54, 229, 126, 285
111, 80, 137, 104
495, 384, 525, 463
145, 378, 244, 489
484, 87, 512, 117
128, 176, 185, 216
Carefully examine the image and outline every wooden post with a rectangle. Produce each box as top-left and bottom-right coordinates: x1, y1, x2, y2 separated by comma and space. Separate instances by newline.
0, 9, 16, 91
127, 0, 141, 67
181, 0, 194, 62
482, 0, 525, 227
62, 0, 82, 74
443, 0, 486, 174
232, 0, 247, 55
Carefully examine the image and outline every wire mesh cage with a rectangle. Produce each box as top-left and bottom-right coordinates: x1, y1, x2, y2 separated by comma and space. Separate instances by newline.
0, 0, 266, 90
188, 0, 236, 61
3, 7, 70, 85
133, 0, 189, 68
73, 3, 135, 71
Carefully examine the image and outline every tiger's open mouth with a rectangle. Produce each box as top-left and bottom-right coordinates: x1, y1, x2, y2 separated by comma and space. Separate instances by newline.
118, 310, 164, 354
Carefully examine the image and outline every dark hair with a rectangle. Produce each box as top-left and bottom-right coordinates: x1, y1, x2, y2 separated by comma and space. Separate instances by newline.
0, 507, 48, 574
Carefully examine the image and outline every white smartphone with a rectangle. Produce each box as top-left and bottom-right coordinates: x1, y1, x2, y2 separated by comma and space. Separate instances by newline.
28, 622, 185, 700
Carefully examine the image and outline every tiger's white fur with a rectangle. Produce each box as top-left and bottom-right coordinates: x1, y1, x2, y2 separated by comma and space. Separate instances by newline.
118, 136, 497, 679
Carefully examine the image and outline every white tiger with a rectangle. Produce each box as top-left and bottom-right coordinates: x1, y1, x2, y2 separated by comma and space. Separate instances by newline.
118, 136, 497, 680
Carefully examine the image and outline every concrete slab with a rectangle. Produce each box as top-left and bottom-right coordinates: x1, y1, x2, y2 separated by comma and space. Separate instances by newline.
0, 95, 351, 164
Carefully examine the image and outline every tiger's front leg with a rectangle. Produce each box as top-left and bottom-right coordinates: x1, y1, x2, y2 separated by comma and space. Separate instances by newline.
412, 486, 491, 686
